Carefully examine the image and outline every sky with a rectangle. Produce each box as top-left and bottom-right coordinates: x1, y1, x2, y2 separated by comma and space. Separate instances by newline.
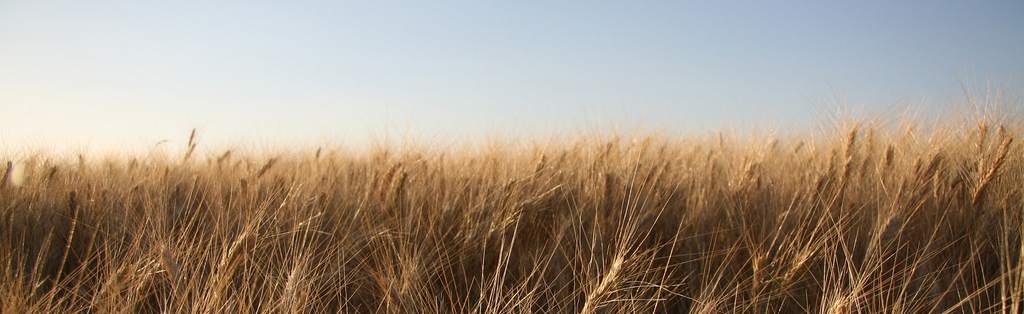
1, 0, 1022, 154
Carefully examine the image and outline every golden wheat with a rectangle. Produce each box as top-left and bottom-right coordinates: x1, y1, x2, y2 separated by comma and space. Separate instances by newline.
0, 109, 1021, 313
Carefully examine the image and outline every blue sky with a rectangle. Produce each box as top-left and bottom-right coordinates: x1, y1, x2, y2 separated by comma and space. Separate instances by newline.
1, 1, 1022, 153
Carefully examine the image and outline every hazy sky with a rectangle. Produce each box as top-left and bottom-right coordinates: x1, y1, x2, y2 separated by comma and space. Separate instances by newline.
2, 1, 1022, 153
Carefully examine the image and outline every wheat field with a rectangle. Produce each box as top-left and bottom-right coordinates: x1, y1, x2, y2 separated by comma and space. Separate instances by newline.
2, 109, 1023, 313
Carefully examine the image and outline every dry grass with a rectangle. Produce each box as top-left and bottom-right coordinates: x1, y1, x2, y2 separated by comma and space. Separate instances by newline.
2, 110, 1023, 313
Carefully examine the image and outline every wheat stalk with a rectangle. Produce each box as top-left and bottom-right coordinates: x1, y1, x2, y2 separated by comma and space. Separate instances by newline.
209, 229, 257, 309
183, 128, 197, 162
256, 157, 278, 178
0, 161, 11, 189
972, 128, 1012, 206
580, 254, 625, 314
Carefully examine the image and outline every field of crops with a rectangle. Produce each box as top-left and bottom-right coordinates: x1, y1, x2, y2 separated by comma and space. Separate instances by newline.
2, 112, 1023, 313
